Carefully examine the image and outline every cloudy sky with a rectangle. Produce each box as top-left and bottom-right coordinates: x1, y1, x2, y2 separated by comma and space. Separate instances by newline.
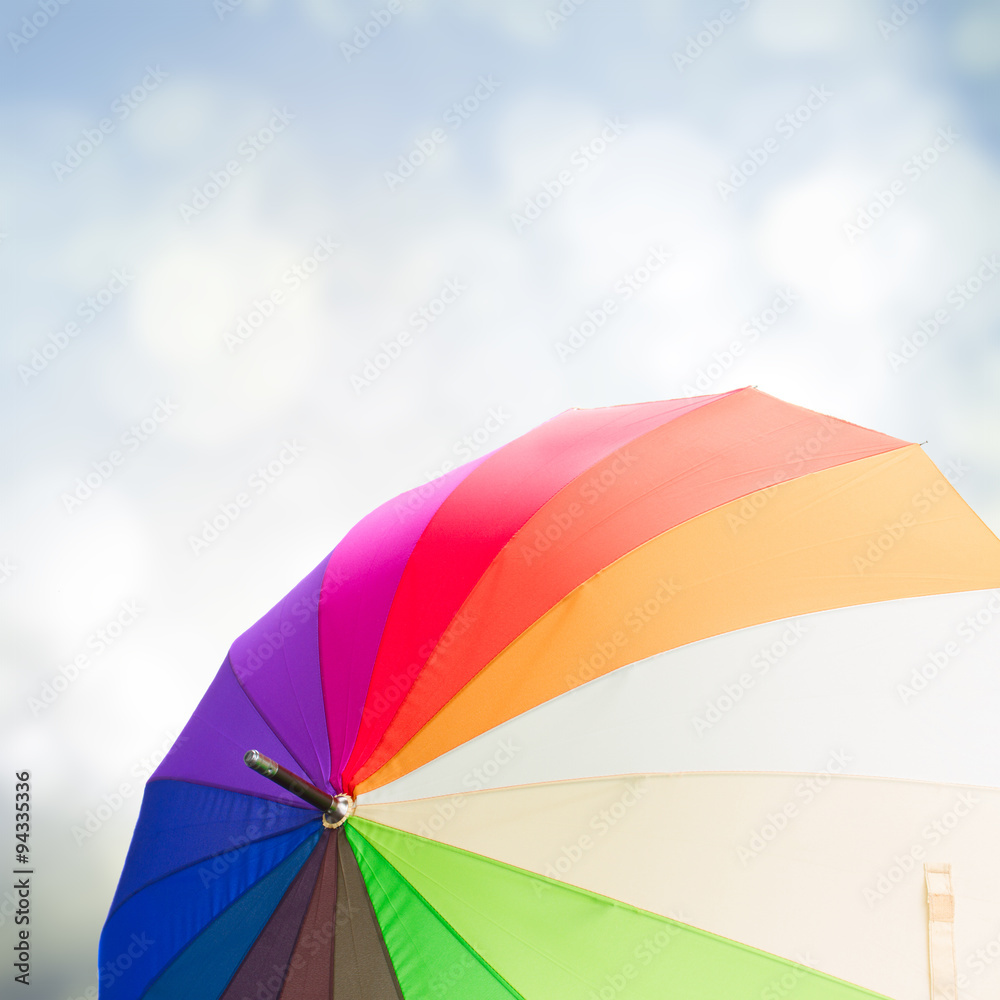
3, 0, 1000, 996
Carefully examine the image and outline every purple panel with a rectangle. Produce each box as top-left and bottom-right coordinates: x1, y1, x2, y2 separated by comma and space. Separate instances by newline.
319, 457, 490, 789
154, 657, 317, 807
230, 557, 332, 790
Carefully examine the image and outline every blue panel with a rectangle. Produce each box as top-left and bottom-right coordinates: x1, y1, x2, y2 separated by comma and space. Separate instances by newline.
142, 832, 321, 1000
98, 820, 321, 1000
108, 779, 317, 917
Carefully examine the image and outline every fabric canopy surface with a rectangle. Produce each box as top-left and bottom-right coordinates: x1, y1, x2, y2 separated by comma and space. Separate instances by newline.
100, 388, 1000, 1000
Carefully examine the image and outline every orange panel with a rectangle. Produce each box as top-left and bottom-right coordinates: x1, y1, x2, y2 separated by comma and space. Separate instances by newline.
358, 445, 1000, 792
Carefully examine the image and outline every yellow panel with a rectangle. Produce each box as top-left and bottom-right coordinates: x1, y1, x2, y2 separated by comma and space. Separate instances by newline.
358, 773, 1000, 1000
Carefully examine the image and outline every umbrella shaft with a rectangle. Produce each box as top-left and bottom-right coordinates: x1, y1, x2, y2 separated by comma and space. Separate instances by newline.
244, 750, 334, 811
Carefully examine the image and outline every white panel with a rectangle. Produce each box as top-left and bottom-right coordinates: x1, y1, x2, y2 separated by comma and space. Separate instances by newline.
361, 589, 1000, 803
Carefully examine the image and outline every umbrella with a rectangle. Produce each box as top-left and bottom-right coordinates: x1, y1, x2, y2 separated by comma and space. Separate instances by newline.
100, 387, 1000, 1000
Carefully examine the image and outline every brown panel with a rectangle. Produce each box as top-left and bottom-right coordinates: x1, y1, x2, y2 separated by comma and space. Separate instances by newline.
220, 830, 327, 1000
280, 829, 338, 1000
334, 828, 404, 999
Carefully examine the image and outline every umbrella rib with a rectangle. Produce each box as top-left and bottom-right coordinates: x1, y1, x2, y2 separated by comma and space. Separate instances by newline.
226, 656, 322, 788
277, 638, 331, 790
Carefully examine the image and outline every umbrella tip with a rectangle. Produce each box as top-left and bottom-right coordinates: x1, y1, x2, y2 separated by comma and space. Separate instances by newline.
244, 749, 278, 776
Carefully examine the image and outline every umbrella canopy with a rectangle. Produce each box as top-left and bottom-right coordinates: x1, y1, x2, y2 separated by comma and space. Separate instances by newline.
100, 387, 1000, 1000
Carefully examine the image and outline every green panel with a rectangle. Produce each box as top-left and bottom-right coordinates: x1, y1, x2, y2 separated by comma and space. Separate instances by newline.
350, 817, 889, 1000
346, 824, 522, 1000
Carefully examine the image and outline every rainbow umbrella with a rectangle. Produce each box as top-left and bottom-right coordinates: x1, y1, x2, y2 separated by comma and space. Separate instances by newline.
100, 388, 1000, 1000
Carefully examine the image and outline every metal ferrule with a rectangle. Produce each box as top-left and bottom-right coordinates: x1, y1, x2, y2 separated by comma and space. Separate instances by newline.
243, 749, 336, 813
244, 749, 278, 777
322, 793, 356, 829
